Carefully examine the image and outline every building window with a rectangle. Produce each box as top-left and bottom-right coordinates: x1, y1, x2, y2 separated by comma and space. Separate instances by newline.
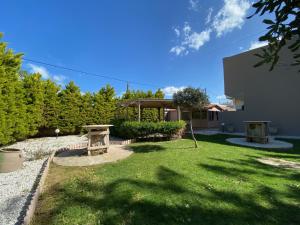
181, 112, 190, 120
209, 111, 215, 121
200, 110, 207, 120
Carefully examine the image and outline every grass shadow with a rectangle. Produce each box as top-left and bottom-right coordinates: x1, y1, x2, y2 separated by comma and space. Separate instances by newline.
130, 144, 166, 153
33, 164, 300, 225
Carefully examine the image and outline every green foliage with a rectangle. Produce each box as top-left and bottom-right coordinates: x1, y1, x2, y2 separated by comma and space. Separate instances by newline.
249, 0, 300, 71
80, 92, 95, 126
0, 33, 169, 145
22, 72, 45, 136
93, 84, 116, 124
39, 79, 61, 135
113, 120, 186, 139
0, 35, 28, 144
117, 88, 165, 122
173, 87, 209, 110
173, 87, 209, 148
58, 81, 83, 134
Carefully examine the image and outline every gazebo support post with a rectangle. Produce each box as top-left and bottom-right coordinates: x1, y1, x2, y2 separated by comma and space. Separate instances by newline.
177, 106, 181, 121
157, 107, 161, 121
138, 101, 141, 122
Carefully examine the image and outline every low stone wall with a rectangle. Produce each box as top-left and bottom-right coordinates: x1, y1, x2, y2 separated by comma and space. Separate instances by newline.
19, 152, 55, 225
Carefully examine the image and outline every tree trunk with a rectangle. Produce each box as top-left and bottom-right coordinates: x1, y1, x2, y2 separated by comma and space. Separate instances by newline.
189, 112, 198, 148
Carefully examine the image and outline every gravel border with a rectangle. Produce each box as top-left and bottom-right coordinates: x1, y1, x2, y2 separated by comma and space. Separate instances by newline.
0, 159, 47, 225
0, 135, 88, 225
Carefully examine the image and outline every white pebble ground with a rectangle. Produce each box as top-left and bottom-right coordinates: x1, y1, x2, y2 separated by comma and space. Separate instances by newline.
0, 159, 45, 225
0, 135, 88, 225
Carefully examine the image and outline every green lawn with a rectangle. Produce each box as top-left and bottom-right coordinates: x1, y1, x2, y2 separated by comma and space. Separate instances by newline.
32, 135, 300, 225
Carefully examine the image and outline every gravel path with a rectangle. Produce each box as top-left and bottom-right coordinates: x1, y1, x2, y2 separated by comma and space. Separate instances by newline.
3, 135, 88, 160
0, 135, 88, 225
0, 159, 46, 225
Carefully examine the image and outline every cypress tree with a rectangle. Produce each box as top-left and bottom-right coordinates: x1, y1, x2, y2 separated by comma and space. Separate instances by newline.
22, 72, 44, 136
40, 79, 61, 135
0, 33, 28, 144
93, 84, 116, 124
58, 81, 82, 134
80, 92, 95, 125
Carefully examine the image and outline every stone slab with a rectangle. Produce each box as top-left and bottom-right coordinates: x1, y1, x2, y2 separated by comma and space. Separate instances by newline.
257, 158, 300, 170
226, 138, 293, 149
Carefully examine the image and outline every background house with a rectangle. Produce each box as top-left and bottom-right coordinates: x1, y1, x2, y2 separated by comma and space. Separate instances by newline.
121, 99, 232, 129
221, 41, 300, 136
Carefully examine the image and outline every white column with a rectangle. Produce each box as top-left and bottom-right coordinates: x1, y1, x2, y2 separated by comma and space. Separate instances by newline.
177, 106, 181, 121
138, 101, 141, 122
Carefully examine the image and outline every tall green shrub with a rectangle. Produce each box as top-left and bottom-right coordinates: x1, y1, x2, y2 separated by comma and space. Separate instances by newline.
113, 120, 186, 139
93, 84, 116, 124
58, 81, 82, 134
80, 92, 95, 125
0, 34, 28, 144
40, 79, 61, 134
22, 72, 44, 136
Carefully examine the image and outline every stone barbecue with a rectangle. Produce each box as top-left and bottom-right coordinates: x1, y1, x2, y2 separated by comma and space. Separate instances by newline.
83, 125, 113, 156
244, 121, 270, 144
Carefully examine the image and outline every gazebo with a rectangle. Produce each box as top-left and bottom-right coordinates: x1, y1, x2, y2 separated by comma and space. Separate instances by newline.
119, 98, 233, 129
119, 99, 181, 122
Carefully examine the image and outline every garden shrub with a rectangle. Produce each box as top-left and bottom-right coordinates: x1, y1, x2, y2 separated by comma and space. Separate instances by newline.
112, 120, 186, 139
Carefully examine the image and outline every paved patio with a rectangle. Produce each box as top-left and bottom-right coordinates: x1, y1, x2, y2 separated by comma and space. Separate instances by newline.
53, 145, 133, 166
226, 137, 293, 149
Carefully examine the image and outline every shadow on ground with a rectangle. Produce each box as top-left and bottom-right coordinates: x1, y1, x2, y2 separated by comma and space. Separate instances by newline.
190, 134, 300, 157
130, 144, 166, 153
33, 162, 300, 225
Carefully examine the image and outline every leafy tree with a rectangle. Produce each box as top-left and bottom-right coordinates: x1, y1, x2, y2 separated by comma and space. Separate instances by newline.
58, 81, 82, 134
154, 89, 164, 99
22, 72, 44, 136
248, 0, 300, 70
41, 79, 61, 135
0, 33, 28, 144
173, 87, 209, 148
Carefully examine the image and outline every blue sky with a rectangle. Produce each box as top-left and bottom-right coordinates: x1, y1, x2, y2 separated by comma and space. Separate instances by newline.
1, 0, 270, 102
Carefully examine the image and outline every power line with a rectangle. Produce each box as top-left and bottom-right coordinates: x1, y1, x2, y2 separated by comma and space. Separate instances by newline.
23, 58, 161, 89
22, 30, 267, 92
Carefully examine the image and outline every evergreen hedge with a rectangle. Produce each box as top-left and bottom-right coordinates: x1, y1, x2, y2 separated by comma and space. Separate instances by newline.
0, 33, 166, 146
112, 120, 186, 139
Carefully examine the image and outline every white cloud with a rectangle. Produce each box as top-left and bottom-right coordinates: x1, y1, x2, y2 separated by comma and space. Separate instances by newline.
212, 0, 251, 37
174, 28, 180, 37
27, 63, 67, 85
248, 41, 268, 50
216, 94, 227, 100
28, 63, 51, 79
189, 0, 199, 11
53, 75, 67, 85
205, 8, 213, 24
162, 86, 186, 97
184, 29, 211, 50
170, 23, 211, 55
183, 23, 192, 35
170, 46, 187, 56
170, 0, 251, 56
